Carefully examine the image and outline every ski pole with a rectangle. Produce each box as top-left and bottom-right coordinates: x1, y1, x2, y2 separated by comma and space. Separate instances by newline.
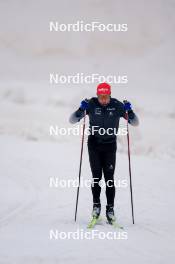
74, 110, 86, 222
124, 102, 135, 224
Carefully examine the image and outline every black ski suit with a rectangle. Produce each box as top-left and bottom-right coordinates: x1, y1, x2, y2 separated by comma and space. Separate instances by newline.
69, 97, 139, 206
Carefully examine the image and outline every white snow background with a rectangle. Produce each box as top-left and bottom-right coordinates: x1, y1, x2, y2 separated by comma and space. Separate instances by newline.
0, 0, 175, 263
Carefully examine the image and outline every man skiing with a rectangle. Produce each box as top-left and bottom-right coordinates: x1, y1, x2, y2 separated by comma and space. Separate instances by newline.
69, 82, 139, 226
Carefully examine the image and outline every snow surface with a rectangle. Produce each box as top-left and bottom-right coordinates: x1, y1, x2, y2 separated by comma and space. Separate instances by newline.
0, 0, 175, 263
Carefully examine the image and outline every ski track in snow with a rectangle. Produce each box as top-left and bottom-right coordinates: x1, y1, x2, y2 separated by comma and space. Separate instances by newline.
0, 136, 175, 263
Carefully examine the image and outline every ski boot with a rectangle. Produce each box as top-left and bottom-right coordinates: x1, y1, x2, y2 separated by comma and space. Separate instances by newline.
92, 203, 101, 218
106, 204, 116, 224
87, 203, 101, 229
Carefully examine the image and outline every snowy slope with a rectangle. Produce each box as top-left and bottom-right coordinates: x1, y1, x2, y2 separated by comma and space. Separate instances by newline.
0, 0, 175, 158
0, 136, 175, 264
0, 0, 175, 263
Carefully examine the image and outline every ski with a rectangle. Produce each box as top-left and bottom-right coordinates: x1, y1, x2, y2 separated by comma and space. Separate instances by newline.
87, 216, 102, 229
107, 220, 124, 230
87, 216, 123, 230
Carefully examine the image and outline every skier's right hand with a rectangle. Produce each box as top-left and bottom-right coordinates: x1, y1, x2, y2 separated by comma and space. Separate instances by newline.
80, 99, 89, 110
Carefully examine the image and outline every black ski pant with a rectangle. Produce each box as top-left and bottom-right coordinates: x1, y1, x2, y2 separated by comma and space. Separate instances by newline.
87, 137, 117, 207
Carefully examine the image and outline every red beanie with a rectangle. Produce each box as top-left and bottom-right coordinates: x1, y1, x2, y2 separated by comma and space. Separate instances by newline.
97, 82, 111, 95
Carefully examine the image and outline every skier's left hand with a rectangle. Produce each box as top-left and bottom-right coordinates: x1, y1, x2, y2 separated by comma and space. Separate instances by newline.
123, 100, 132, 111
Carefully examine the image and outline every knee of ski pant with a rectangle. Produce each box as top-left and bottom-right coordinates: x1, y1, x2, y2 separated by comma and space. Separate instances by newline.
91, 169, 102, 179
103, 167, 115, 179
91, 171, 102, 187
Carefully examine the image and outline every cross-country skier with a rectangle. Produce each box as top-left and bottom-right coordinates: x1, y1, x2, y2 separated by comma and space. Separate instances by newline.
69, 82, 139, 225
